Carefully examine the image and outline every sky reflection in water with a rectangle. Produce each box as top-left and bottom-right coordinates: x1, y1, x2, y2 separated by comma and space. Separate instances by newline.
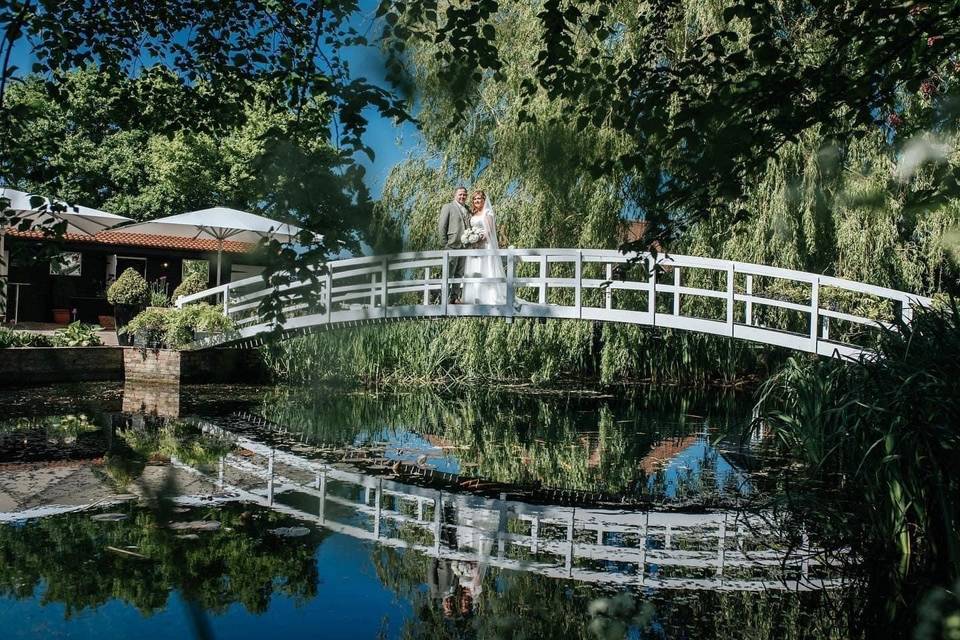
0, 383, 844, 639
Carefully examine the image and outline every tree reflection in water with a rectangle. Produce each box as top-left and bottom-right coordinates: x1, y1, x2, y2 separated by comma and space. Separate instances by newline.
255, 385, 759, 502
0, 504, 322, 618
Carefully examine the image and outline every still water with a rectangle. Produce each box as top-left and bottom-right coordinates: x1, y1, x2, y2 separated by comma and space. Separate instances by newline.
0, 383, 846, 639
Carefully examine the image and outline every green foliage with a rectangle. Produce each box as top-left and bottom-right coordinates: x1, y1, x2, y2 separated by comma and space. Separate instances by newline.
380, 0, 960, 244
0, 327, 53, 347
171, 271, 208, 302
52, 322, 103, 347
163, 303, 235, 347
148, 281, 169, 308
123, 304, 235, 348
756, 303, 960, 628
258, 384, 748, 496
263, 318, 779, 386
107, 268, 150, 306
0, 504, 323, 617
121, 307, 171, 346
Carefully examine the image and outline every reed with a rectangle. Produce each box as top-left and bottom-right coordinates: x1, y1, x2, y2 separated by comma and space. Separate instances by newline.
755, 302, 960, 629
261, 318, 783, 387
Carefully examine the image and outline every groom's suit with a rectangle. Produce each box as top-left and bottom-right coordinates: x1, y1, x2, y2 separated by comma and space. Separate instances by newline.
438, 199, 469, 300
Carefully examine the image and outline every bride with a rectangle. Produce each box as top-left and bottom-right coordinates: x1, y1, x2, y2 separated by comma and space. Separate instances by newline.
461, 189, 506, 305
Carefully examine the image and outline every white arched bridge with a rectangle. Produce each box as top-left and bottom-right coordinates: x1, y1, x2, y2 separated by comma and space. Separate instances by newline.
176, 248, 932, 359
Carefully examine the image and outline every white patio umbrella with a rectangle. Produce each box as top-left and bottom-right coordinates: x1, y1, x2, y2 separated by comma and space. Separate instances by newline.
118, 207, 302, 285
1, 188, 132, 318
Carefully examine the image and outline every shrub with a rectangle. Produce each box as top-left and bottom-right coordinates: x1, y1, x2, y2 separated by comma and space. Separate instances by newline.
172, 271, 209, 303
52, 322, 103, 347
0, 328, 53, 348
121, 307, 171, 346
122, 304, 234, 349
107, 268, 150, 306
164, 303, 234, 348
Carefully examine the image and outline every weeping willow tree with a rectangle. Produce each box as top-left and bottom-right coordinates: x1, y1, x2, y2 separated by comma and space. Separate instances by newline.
268, 0, 960, 386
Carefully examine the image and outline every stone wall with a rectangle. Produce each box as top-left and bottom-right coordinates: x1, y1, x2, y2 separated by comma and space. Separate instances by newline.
0, 346, 265, 387
123, 347, 265, 384
0, 347, 123, 386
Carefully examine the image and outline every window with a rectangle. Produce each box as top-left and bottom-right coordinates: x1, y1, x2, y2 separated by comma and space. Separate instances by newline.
50, 252, 82, 276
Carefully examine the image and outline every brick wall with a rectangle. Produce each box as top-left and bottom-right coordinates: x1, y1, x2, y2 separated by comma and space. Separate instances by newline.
123, 347, 265, 384
0, 346, 265, 386
0, 347, 123, 386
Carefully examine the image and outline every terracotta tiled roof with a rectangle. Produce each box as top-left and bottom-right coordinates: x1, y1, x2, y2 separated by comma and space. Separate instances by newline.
6, 229, 256, 254
621, 220, 650, 243
639, 435, 700, 475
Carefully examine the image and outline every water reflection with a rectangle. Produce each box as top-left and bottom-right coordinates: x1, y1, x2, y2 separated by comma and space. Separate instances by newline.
176, 419, 838, 593
246, 386, 762, 503
0, 383, 848, 639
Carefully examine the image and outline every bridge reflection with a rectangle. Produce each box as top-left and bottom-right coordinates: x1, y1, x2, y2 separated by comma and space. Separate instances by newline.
174, 420, 843, 593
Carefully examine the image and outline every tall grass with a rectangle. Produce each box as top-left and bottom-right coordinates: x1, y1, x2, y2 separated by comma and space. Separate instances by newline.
262, 318, 784, 387
755, 301, 960, 630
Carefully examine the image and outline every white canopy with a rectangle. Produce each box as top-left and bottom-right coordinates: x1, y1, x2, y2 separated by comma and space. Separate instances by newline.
119, 207, 303, 285
1, 187, 133, 235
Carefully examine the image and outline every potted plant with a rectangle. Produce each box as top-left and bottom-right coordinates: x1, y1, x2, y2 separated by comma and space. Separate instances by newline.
122, 307, 170, 348
106, 268, 150, 344
51, 277, 74, 324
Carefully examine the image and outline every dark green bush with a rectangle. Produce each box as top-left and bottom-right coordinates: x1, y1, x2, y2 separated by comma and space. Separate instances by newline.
172, 271, 209, 302
107, 268, 150, 306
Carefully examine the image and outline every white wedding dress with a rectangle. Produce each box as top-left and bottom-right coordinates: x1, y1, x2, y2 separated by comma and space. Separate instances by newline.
461, 206, 506, 305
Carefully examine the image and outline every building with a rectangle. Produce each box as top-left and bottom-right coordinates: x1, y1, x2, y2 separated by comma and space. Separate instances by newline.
1, 229, 261, 325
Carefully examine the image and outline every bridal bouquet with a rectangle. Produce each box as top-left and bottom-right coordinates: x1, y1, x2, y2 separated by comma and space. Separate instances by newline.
460, 227, 484, 246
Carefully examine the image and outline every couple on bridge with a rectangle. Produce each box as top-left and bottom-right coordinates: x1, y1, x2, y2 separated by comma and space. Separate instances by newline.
437, 186, 507, 305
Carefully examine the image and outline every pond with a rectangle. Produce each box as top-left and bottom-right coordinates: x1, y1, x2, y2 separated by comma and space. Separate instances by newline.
0, 382, 849, 639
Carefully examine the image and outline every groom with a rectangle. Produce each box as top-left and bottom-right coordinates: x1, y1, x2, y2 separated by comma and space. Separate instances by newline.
437, 186, 469, 302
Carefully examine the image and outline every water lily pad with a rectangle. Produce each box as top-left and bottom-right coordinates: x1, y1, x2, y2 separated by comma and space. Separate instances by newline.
168, 520, 221, 532
268, 526, 310, 538
91, 513, 128, 522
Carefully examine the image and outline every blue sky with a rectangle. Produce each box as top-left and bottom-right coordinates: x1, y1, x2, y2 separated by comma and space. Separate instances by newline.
7, 1, 421, 198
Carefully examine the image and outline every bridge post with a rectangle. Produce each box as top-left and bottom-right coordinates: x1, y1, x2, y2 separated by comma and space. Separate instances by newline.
267, 448, 275, 506
505, 252, 516, 315
497, 492, 508, 559
745, 275, 753, 326
324, 270, 332, 324
373, 478, 383, 539
647, 255, 656, 322
638, 513, 648, 586
605, 264, 613, 310
317, 470, 327, 524
901, 296, 914, 325
726, 264, 735, 336
433, 492, 443, 555
717, 515, 727, 577
575, 250, 582, 317
538, 254, 548, 304
810, 277, 820, 352
673, 266, 681, 316
422, 267, 430, 306
441, 251, 450, 314
222, 282, 230, 316
380, 257, 389, 312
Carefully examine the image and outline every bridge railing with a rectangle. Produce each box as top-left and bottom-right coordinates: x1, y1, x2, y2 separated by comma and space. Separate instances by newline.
175, 249, 933, 357
173, 419, 843, 592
